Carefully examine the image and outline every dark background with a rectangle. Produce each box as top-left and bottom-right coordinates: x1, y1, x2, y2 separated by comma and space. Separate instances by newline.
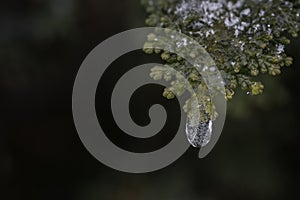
0, 0, 299, 199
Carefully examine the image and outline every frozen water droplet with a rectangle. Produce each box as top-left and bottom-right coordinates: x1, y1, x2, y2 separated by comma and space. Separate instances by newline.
185, 114, 212, 148
276, 44, 285, 54
209, 66, 216, 72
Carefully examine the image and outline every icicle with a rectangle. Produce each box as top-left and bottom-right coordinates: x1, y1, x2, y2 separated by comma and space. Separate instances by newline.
185, 96, 212, 148
185, 114, 212, 148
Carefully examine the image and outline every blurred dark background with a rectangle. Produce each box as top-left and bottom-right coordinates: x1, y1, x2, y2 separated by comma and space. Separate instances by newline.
0, 0, 299, 199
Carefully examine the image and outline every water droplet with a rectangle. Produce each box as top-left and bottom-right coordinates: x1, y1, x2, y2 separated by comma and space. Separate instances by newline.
209, 66, 216, 72
185, 113, 212, 148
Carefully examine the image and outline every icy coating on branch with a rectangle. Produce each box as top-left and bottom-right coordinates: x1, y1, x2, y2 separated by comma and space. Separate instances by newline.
175, 0, 247, 37
142, 0, 300, 98
142, 0, 299, 147
174, 0, 297, 38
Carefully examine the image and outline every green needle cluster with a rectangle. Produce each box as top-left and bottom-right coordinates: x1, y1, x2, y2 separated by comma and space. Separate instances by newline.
141, 0, 300, 99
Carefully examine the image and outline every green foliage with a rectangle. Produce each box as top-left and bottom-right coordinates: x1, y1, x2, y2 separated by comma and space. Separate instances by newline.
142, 0, 300, 99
